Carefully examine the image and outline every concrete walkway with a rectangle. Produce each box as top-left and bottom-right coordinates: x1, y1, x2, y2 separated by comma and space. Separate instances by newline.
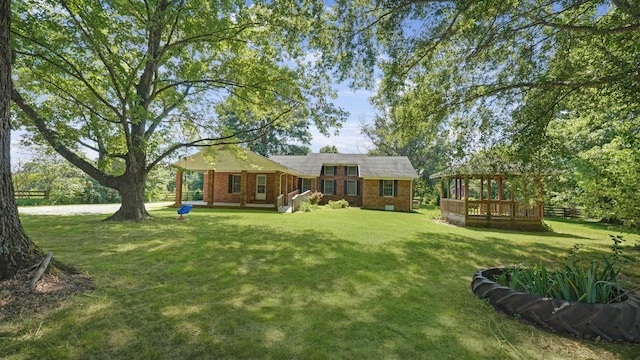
18, 202, 174, 216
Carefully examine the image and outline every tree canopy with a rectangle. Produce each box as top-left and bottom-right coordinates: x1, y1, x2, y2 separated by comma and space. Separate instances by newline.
329, 0, 640, 226
11, 0, 345, 220
328, 1, 639, 151
319, 145, 339, 153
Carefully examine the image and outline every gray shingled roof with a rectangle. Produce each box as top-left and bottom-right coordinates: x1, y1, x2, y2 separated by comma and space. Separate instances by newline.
270, 153, 418, 179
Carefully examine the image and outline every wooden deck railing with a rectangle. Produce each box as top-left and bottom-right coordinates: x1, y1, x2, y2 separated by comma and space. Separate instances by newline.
286, 189, 299, 205
441, 198, 542, 219
291, 190, 311, 213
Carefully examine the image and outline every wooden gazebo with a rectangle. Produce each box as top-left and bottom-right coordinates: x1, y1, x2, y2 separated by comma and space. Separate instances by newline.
430, 158, 546, 231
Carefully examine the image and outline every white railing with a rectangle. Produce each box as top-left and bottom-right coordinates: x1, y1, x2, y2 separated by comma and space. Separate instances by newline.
276, 194, 284, 209
291, 190, 311, 213
286, 189, 300, 205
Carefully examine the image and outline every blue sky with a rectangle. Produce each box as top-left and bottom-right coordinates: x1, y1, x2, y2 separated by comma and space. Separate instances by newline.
309, 85, 376, 154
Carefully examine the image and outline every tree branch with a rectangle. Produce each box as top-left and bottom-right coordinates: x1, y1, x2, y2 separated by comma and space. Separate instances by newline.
146, 104, 298, 171
12, 46, 121, 118
59, 0, 125, 103
11, 89, 119, 188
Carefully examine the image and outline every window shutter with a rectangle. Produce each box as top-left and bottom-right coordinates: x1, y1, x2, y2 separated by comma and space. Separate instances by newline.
344, 180, 347, 195
228, 175, 233, 193
333, 180, 336, 195
357, 180, 360, 196
344, 167, 348, 176
334, 166, 337, 175
298, 178, 302, 190
379, 180, 383, 196
394, 180, 399, 197
321, 180, 325, 193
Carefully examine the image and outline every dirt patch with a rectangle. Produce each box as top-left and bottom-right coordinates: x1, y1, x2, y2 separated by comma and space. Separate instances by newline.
0, 270, 93, 321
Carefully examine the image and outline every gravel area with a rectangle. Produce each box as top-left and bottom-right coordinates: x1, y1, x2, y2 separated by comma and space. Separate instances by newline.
18, 202, 174, 216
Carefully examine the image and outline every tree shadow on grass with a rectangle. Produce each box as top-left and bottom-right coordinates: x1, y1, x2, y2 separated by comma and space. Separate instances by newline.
401, 232, 640, 357
547, 217, 640, 237
4, 213, 638, 359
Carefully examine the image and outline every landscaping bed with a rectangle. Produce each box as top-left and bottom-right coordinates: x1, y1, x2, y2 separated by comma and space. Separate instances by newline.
472, 267, 640, 343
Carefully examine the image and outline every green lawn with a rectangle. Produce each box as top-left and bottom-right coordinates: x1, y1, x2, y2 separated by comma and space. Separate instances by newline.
2, 206, 639, 359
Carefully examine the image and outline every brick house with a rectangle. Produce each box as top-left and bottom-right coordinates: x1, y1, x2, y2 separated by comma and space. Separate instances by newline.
173, 149, 419, 212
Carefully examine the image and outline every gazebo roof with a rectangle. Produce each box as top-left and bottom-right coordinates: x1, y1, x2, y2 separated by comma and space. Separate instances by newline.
429, 154, 549, 179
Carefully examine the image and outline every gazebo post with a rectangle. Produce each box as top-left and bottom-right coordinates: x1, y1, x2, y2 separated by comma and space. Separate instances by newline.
511, 186, 515, 220
174, 170, 183, 206
498, 176, 504, 215
537, 177, 544, 219
486, 177, 492, 218
464, 175, 469, 220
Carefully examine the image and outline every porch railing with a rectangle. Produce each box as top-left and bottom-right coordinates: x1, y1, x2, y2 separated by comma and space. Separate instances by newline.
441, 198, 542, 219
291, 190, 311, 213
286, 189, 300, 205
276, 194, 284, 209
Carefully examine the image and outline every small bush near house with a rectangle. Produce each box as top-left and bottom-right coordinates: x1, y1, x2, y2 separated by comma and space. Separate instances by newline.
308, 191, 323, 205
299, 201, 313, 212
328, 199, 349, 209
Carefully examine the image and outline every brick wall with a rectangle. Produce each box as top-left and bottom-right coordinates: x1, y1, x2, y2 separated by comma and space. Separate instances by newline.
210, 172, 277, 204
210, 172, 238, 203
362, 179, 413, 212
316, 165, 363, 207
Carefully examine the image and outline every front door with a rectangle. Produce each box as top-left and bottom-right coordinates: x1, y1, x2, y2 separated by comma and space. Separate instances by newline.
255, 175, 266, 201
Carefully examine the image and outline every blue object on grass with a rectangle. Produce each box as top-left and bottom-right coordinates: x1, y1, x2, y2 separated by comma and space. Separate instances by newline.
177, 204, 193, 220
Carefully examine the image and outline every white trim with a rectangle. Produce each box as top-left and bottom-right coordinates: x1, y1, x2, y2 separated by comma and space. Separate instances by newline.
255, 174, 266, 200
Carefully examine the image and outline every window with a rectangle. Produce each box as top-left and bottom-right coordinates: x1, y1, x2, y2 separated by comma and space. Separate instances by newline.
382, 180, 394, 197
229, 174, 241, 193
323, 179, 334, 195
346, 166, 358, 176
346, 180, 358, 196
323, 166, 335, 176
301, 178, 312, 192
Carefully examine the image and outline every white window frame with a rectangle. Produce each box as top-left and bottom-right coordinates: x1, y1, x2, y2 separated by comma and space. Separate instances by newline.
324, 166, 335, 176
382, 180, 394, 197
301, 178, 312, 192
231, 174, 242, 194
346, 180, 358, 196
347, 166, 358, 176
323, 179, 334, 195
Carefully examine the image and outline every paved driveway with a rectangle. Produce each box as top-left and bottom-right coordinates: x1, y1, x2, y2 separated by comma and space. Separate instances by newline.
18, 202, 174, 216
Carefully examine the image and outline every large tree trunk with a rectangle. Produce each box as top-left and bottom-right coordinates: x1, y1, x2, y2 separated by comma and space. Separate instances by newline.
0, 0, 44, 280
104, 170, 151, 221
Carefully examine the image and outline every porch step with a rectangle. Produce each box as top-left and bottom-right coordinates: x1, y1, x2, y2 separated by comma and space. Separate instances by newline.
278, 205, 292, 213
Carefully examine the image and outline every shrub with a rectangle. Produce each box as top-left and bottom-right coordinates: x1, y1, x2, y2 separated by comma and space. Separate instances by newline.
307, 191, 323, 205
299, 201, 313, 212
328, 199, 349, 209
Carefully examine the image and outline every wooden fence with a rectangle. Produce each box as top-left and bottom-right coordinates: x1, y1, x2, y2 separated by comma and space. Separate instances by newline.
14, 190, 48, 199
543, 206, 583, 219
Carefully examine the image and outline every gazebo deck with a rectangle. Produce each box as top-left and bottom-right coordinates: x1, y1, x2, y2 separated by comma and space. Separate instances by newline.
439, 198, 544, 231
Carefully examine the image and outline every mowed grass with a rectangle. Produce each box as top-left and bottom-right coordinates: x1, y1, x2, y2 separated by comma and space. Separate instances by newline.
2, 206, 639, 359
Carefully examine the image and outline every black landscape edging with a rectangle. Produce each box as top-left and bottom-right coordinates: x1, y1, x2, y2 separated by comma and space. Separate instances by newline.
471, 267, 640, 343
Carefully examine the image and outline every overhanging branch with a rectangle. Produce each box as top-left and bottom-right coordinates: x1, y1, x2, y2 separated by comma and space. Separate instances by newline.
146, 104, 298, 171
